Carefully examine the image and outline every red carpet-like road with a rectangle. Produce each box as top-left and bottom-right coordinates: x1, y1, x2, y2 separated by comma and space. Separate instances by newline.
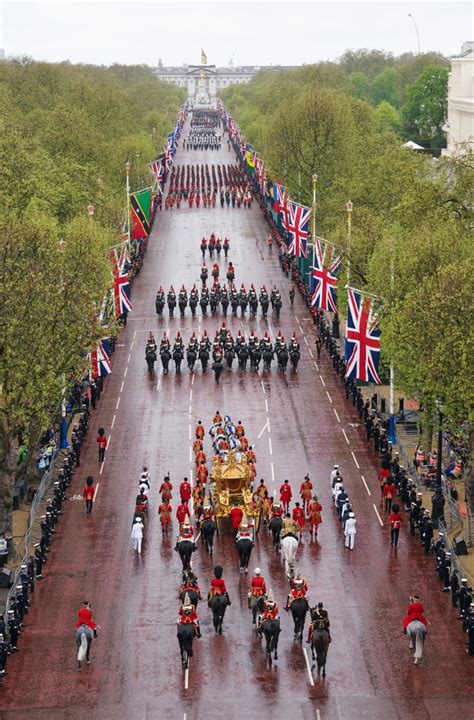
2, 126, 473, 720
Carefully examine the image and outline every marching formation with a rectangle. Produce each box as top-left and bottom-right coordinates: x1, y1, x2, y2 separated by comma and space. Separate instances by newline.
165, 163, 251, 209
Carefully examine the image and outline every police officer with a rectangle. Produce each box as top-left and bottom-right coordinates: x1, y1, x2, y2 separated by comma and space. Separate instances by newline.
7, 611, 19, 650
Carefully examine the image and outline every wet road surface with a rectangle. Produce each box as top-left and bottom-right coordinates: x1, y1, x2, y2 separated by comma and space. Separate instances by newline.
1, 124, 473, 720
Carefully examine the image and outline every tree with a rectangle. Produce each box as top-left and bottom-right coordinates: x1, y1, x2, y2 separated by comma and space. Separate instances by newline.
374, 101, 401, 132
349, 72, 371, 102
370, 68, 401, 107
402, 65, 449, 147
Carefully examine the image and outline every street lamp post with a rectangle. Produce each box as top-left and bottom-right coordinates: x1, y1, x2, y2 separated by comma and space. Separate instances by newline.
345, 201, 353, 283
408, 13, 421, 53
125, 160, 131, 248
58, 238, 69, 449
436, 403, 444, 489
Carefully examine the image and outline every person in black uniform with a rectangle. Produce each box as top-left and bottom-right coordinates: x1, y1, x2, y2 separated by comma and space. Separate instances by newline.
0, 633, 8, 676
450, 571, 460, 608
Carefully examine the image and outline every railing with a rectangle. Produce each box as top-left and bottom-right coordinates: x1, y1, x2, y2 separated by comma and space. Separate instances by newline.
4, 452, 58, 612
438, 518, 473, 586
442, 495, 463, 534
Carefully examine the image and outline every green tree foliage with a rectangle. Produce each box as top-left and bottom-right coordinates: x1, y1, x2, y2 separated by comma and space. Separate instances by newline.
370, 68, 401, 107
0, 60, 184, 531
402, 65, 449, 147
374, 101, 401, 132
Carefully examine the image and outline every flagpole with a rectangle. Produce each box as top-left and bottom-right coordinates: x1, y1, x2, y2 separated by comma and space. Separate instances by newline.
125, 160, 131, 253
311, 174, 318, 249
345, 201, 353, 283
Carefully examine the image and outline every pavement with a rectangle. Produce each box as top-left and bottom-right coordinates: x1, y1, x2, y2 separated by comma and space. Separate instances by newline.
1, 121, 473, 719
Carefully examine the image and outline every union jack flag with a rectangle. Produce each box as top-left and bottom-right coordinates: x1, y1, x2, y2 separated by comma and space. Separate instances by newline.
110, 250, 132, 317
287, 201, 311, 258
256, 159, 266, 195
344, 288, 382, 384
275, 184, 290, 229
149, 158, 164, 186
90, 339, 111, 379
311, 239, 343, 313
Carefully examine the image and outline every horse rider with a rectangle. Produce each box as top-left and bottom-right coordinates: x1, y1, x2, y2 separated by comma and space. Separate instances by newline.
289, 332, 300, 352
402, 594, 428, 633
258, 589, 279, 631
286, 571, 308, 610
178, 593, 201, 638
271, 502, 284, 519
201, 503, 215, 523
174, 332, 184, 351
160, 333, 170, 351
280, 513, 300, 542
248, 567, 267, 607
74, 601, 98, 637
177, 516, 194, 543
208, 565, 231, 606
306, 602, 331, 643
147, 332, 157, 350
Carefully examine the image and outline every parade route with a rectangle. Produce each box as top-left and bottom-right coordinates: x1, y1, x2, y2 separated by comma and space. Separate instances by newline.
1, 122, 473, 720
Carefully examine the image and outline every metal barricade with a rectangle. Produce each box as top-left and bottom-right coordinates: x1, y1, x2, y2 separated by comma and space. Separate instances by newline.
4, 454, 58, 612
438, 519, 473, 586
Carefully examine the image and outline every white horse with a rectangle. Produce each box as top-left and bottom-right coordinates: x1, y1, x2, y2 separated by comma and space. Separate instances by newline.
280, 535, 299, 578
407, 620, 427, 665
75, 624, 94, 671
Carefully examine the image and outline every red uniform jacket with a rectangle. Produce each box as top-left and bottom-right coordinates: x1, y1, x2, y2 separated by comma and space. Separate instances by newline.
180, 482, 191, 501
83, 485, 95, 501
75, 607, 97, 630
389, 512, 402, 530
403, 601, 428, 629
229, 506, 243, 529
176, 504, 189, 524
292, 507, 306, 528
280, 484, 292, 502
300, 481, 313, 499
179, 607, 198, 623
250, 577, 267, 596
210, 577, 227, 594
383, 483, 396, 499
159, 482, 172, 500
97, 435, 107, 449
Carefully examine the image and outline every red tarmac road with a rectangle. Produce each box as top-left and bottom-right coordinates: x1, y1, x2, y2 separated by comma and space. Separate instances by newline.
2, 126, 473, 720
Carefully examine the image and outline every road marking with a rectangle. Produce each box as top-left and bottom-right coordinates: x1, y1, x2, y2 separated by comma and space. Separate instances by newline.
184, 665, 189, 690
326, 391, 333, 404
188, 425, 192, 440
313, 361, 319, 371
93, 482, 100, 502
99, 462, 104, 476
189, 389, 193, 402
189, 404, 192, 414
373, 504, 384, 526
133, 330, 137, 339
333, 409, 340, 423
115, 396, 120, 410
269, 438, 273, 455
319, 376, 326, 387
316, 711, 321, 720
294, 315, 299, 323
342, 429, 350, 445
123, 367, 128, 378
258, 420, 269, 438
111, 414, 116, 429
304, 336, 309, 346
309, 348, 314, 358
265, 399, 269, 413
302, 647, 315, 686
157, 378, 161, 391
260, 380, 266, 395
191, 374, 195, 386
267, 418, 271, 433
361, 475, 371, 496
351, 451, 360, 469
120, 381, 125, 393
189, 447, 192, 462
271, 461, 275, 484
127, 353, 131, 364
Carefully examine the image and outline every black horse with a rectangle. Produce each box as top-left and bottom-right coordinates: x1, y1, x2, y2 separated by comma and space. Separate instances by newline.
289, 597, 309, 641
145, 348, 157, 375
260, 618, 280, 665
176, 539, 195, 570
290, 348, 300, 373
249, 296, 258, 317
231, 296, 239, 316
237, 346, 249, 371
262, 348, 273, 371
200, 297, 208, 316
155, 295, 165, 317
310, 628, 330, 677
173, 347, 184, 374
178, 297, 187, 318
225, 348, 235, 370
235, 536, 253, 573
249, 594, 265, 626
189, 296, 198, 317
177, 623, 195, 667
187, 348, 197, 372
251, 347, 262, 371
168, 295, 176, 317
269, 516, 282, 550
277, 348, 289, 373
199, 348, 209, 372
201, 518, 216, 555
260, 296, 269, 318
160, 348, 171, 374
273, 297, 282, 318
212, 358, 223, 384
208, 594, 229, 634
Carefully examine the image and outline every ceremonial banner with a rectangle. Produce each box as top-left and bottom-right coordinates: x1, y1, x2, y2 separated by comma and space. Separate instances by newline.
130, 188, 152, 239
311, 239, 343, 313
344, 288, 382, 384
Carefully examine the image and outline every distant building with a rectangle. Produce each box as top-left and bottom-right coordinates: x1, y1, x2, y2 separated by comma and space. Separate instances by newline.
443, 44, 474, 156
0, 49, 5, 60
153, 58, 294, 107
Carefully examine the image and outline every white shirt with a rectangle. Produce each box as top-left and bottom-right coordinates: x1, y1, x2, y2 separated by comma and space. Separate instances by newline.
131, 523, 143, 539
330, 469, 340, 483
333, 481, 343, 498
344, 518, 357, 535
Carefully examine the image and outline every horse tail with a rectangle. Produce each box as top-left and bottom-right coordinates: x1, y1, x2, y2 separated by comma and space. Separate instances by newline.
415, 624, 425, 660
77, 632, 88, 662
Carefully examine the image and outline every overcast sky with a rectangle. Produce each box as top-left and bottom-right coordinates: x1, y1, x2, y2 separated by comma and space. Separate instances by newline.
1, 1, 471, 66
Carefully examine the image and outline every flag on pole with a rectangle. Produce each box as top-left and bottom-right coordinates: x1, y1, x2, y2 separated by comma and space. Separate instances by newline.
90, 339, 111, 379
275, 184, 290, 229
130, 188, 152, 239
344, 288, 382, 384
287, 200, 311, 258
311, 239, 343, 313
201, 49, 208, 65
110, 250, 132, 317
245, 149, 256, 174
149, 156, 164, 186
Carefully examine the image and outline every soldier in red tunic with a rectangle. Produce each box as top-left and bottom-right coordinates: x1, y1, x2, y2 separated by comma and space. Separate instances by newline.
197, 461, 208, 484
279, 479, 293, 513
258, 589, 279, 630
229, 505, 244, 536
286, 572, 308, 609
195, 420, 205, 440
180, 478, 191, 503
248, 567, 267, 606
307, 496, 323, 538
176, 501, 189, 525
159, 476, 173, 502
75, 601, 98, 635
299, 474, 313, 513
158, 499, 172, 536
402, 594, 428, 632
208, 565, 231, 605
292, 502, 306, 537
178, 593, 201, 637
195, 449, 206, 467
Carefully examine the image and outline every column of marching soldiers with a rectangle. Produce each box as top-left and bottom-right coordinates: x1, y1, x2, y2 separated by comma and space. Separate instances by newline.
0, 404, 92, 677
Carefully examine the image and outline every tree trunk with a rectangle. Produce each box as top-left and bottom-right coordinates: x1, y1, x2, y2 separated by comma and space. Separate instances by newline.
419, 401, 434, 453
465, 425, 474, 547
